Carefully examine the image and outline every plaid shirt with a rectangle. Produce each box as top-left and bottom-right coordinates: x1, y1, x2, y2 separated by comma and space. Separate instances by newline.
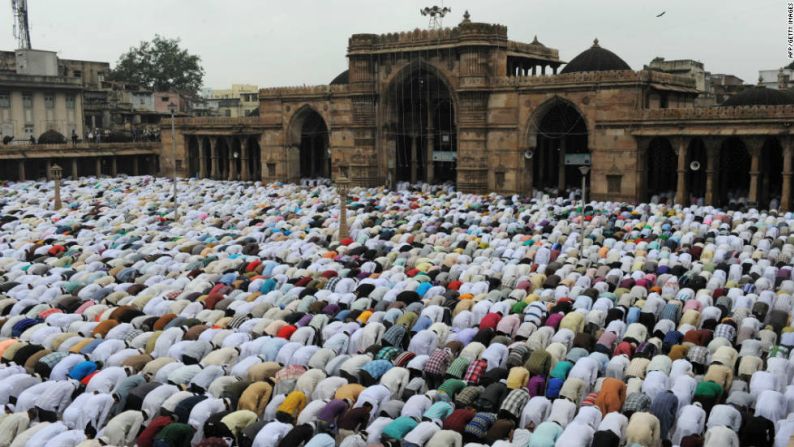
714, 324, 736, 342
464, 412, 497, 439
382, 325, 406, 347
622, 392, 652, 413
687, 345, 709, 365
376, 346, 401, 361
275, 364, 306, 383
39, 351, 68, 369
447, 357, 471, 379
454, 385, 484, 408
424, 348, 452, 376
393, 351, 415, 367
463, 359, 488, 384
499, 388, 529, 417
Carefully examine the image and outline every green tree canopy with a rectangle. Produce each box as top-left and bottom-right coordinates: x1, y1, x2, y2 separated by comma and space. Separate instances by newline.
787, 61, 794, 70
109, 35, 204, 95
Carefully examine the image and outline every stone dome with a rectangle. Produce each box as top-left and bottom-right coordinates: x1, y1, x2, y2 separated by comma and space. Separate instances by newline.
330, 70, 349, 85
720, 85, 794, 107
560, 39, 631, 74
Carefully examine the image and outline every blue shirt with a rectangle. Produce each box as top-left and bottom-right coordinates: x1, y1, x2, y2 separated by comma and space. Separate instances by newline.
361, 359, 393, 380
67, 360, 97, 380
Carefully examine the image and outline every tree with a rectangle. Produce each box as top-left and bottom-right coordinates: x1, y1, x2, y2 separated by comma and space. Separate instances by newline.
109, 35, 204, 95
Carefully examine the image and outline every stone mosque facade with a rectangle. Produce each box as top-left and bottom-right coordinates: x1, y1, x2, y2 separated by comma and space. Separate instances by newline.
164, 16, 794, 210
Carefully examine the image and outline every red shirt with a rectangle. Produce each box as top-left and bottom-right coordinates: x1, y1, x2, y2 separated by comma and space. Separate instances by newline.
137, 416, 173, 447
479, 313, 502, 331
443, 408, 477, 432
277, 325, 298, 340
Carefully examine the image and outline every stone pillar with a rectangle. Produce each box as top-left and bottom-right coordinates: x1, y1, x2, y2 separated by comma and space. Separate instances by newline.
532, 65, 537, 76
210, 137, 219, 179
132, 157, 139, 176
240, 137, 250, 181
558, 139, 567, 192
675, 137, 689, 205
198, 138, 207, 178
426, 108, 434, 184
111, 157, 117, 177
782, 136, 793, 211
18, 160, 25, 181
227, 137, 237, 181
410, 136, 418, 184
704, 138, 721, 206
71, 158, 78, 179
747, 137, 763, 207
45, 160, 52, 180
95, 158, 102, 177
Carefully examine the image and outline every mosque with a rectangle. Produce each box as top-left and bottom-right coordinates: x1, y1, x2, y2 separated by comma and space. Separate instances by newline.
165, 13, 794, 210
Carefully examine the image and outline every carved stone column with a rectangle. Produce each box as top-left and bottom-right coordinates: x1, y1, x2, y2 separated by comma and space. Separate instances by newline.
746, 137, 764, 207
95, 158, 102, 177
558, 139, 567, 192
111, 157, 117, 177
782, 136, 793, 211
674, 137, 689, 205
18, 160, 25, 181
240, 137, 250, 181
227, 137, 237, 181
71, 158, 78, 179
198, 138, 207, 178
132, 157, 138, 176
210, 137, 219, 179
704, 138, 721, 206
410, 136, 418, 184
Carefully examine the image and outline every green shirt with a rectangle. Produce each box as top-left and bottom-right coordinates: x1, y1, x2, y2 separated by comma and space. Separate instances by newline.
446, 357, 471, 378
694, 380, 723, 399
154, 423, 195, 447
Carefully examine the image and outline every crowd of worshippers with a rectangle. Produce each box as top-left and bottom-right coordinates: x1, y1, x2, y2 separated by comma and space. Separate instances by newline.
3, 176, 794, 447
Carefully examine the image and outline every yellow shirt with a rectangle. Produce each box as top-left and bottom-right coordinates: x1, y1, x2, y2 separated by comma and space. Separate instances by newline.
506, 367, 529, 390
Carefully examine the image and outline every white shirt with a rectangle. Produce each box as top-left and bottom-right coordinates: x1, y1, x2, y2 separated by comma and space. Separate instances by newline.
707, 405, 742, 431
597, 412, 627, 438
42, 429, 85, 447
703, 426, 740, 447
404, 421, 442, 445
672, 404, 706, 444
402, 394, 432, 419
252, 420, 293, 447
548, 398, 577, 428
755, 390, 786, 423
520, 396, 551, 429
555, 421, 594, 447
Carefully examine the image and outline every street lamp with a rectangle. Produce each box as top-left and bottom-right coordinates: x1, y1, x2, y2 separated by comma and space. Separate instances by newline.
168, 102, 178, 220
233, 152, 239, 181
50, 163, 63, 210
336, 165, 351, 241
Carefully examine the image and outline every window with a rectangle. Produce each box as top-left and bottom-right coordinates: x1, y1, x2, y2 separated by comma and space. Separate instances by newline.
267, 163, 276, 177
139, 97, 146, 105
161, 96, 170, 102
0, 93, 9, 108
45, 94, 55, 109
607, 175, 622, 194
73, 70, 82, 78
224, 109, 231, 117
23, 94, 33, 125
22, 94, 32, 108
66, 95, 75, 109
660, 93, 669, 109
175, 160, 183, 170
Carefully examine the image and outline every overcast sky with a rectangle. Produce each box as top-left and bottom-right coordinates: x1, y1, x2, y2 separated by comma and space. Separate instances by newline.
0, 0, 781, 89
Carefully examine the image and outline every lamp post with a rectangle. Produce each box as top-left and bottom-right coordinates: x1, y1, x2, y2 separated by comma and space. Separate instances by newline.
50, 163, 63, 210
168, 102, 178, 220
336, 166, 351, 241
233, 151, 239, 181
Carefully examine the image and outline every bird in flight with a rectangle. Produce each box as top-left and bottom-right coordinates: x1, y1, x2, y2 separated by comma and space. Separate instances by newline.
656, 11, 666, 17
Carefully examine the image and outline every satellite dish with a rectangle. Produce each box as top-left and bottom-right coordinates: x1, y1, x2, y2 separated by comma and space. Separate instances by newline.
523, 150, 534, 160
690, 160, 701, 171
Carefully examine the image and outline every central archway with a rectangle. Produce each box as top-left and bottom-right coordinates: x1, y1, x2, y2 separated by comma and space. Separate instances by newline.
385, 63, 457, 185
287, 107, 330, 180
530, 99, 589, 195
